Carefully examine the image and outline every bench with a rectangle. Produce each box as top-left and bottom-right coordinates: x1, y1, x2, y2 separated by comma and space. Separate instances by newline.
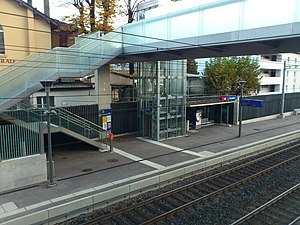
294, 109, 300, 115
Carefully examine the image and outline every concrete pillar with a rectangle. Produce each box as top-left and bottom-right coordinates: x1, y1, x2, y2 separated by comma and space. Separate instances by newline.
97, 65, 111, 111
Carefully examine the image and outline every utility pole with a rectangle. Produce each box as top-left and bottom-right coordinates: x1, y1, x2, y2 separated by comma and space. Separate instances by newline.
280, 61, 286, 118
238, 80, 246, 138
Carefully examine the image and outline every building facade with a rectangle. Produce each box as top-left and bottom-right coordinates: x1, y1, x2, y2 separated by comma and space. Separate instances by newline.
0, 0, 75, 71
258, 53, 300, 95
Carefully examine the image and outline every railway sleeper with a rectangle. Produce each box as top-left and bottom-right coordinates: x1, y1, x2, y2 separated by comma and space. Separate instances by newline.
262, 210, 292, 223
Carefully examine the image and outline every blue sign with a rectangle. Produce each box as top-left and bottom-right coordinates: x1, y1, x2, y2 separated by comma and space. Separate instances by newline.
99, 109, 112, 131
101, 109, 112, 114
241, 99, 264, 108
227, 96, 237, 101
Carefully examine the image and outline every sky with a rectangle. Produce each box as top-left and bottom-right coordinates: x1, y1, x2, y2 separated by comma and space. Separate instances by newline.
27, 0, 220, 22
25, 0, 74, 20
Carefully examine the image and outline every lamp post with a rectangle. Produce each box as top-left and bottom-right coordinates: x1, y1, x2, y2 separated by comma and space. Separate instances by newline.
238, 80, 246, 138
40, 80, 55, 187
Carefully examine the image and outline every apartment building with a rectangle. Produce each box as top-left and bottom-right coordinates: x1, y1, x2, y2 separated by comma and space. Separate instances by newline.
258, 53, 300, 95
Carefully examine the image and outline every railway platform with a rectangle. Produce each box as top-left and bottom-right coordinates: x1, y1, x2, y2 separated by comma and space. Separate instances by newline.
1, 114, 300, 225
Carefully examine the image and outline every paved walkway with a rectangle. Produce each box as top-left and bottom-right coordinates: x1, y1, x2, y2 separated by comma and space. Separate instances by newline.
1, 115, 300, 223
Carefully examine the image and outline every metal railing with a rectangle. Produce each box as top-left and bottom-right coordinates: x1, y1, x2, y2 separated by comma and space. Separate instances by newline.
0, 122, 41, 160
3, 102, 108, 145
53, 107, 107, 140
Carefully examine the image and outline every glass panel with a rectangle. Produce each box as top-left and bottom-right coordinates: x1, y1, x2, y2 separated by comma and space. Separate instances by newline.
144, 16, 168, 49
202, 2, 240, 35
243, 0, 295, 29
123, 22, 144, 53
169, 8, 200, 40
138, 60, 186, 141
0, 28, 122, 108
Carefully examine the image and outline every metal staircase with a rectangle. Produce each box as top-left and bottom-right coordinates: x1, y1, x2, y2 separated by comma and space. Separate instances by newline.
2, 102, 108, 150
0, 29, 123, 112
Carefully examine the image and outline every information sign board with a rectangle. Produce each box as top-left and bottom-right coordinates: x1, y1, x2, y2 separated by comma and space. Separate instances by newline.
241, 99, 264, 108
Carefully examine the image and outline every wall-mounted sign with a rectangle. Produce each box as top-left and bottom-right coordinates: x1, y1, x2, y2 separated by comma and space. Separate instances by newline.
0, 59, 15, 64
100, 108, 112, 131
221, 95, 237, 101
241, 99, 264, 108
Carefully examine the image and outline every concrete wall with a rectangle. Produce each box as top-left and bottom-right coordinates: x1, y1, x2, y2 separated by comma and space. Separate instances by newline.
0, 154, 47, 193
31, 89, 97, 107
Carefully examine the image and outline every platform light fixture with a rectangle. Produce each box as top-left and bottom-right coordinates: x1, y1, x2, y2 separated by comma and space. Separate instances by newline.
40, 80, 56, 187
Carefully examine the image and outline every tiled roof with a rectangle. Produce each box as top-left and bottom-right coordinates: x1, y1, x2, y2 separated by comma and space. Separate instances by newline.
51, 82, 94, 90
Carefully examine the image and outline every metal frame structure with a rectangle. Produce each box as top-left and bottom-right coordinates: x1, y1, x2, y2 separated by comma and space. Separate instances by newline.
137, 60, 186, 141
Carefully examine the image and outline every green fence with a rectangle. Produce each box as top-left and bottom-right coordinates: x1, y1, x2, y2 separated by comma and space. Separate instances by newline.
0, 122, 42, 160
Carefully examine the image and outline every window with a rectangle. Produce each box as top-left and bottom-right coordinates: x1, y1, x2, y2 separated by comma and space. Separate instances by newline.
271, 55, 277, 61
0, 25, 4, 54
270, 70, 276, 77
37, 96, 55, 108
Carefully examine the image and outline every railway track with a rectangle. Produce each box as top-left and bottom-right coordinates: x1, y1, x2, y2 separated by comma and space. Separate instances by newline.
232, 182, 300, 225
78, 141, 300, 225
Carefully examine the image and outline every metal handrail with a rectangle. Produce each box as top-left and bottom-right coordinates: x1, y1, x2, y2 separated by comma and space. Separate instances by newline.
54, 107, 106, 131
8, 102, 108, 142
54, 108, 108, 143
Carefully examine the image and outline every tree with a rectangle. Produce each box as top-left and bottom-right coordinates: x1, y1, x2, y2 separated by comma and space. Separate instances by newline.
61, 0, 183, 34
187, 59, 199, 74
124, 0, 182, 24
63, 0, 118, 34
203, 56, 261, 95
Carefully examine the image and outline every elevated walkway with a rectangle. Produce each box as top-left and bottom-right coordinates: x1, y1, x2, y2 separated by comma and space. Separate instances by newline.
0, 115, 300, 224
0, 32, 122, 112
112, 0, 300, 63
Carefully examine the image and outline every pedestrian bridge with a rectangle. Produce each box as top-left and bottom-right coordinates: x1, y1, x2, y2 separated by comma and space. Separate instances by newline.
113, 0, 300, 63
0, 0, 300, 112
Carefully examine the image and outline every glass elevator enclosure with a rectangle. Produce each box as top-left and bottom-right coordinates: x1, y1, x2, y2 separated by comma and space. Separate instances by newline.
137, 60, 186, 141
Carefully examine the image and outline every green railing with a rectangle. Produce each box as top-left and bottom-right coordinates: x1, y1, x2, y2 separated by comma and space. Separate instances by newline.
53, 107, 108, 140
0, 122, 42, 160
4, 102, 108, 144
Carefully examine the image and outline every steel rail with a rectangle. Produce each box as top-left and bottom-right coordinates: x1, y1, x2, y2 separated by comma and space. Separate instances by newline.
141, 153, 300, 225
79, 141, 300, 225
231, 182, 300, 225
